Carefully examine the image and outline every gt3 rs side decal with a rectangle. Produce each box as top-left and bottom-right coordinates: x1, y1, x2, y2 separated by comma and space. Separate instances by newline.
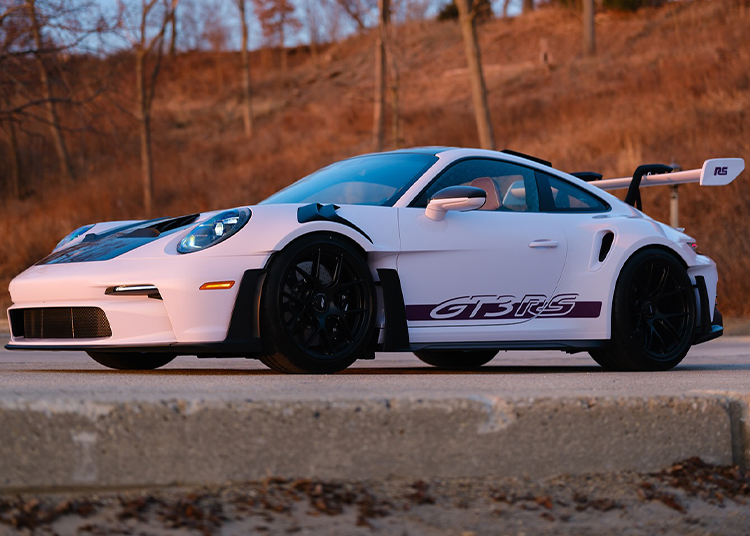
405, 293, 602, 321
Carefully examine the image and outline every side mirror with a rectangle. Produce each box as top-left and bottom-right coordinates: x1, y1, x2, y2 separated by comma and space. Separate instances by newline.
425, 186, 486, 221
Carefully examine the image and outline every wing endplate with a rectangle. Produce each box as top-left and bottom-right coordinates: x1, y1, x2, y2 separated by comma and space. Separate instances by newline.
700, 158, 745, 186
594, 158, 744, 191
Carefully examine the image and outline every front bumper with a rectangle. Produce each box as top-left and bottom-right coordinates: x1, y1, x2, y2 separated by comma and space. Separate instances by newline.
6, 253, 269, 355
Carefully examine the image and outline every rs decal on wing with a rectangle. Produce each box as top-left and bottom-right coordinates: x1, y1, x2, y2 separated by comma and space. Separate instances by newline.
405, 293, 602, 321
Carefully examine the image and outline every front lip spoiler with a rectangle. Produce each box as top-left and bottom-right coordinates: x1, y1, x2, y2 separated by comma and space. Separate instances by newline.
4, 341, 262, 358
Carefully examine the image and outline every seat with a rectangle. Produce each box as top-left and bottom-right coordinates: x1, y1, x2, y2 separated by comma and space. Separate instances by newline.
503, 179, 527, 211
469, 177, 502, 211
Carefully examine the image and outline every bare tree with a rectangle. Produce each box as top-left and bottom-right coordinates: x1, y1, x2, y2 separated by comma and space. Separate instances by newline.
319, 0, 345, 42
522, 0, 533, 13
200, 0, 229, 51
395, 0, 431, 22
26, 0, 76, 182
303, 0, 320, 61
501, 0, 511, 18
253, 0, 300, 71
129, 0, 180, 217
1, 2, 26, 198
236, 0, 252, 137
1, 0, 115, 197
455, 0, 494, 150
336, 0, 375, 31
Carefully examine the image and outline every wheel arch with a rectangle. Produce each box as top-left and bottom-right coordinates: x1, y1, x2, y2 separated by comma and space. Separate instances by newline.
621, 243, 690, 271
599, 241, 691, 340
270, 224, 377, 258
257, 230, 378, 372
594, 243, 697, 370
246, 229, 374, 350
611, 242, 689, 300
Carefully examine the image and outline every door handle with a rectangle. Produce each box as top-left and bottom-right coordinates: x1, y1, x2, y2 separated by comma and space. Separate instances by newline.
529, 239, 559, 248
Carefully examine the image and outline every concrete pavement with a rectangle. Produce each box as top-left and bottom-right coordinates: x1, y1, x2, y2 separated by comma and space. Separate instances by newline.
1, 331, 749, 491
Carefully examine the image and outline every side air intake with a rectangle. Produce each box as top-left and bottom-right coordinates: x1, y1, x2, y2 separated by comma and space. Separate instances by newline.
599, 232, 615, 262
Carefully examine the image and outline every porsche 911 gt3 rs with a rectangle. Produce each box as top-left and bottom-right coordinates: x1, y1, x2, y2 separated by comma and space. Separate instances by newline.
5, 148, 744, 373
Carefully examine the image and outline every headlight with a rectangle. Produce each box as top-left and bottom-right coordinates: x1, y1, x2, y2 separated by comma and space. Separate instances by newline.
54, 224, 95, 252
177, 208, 250, 254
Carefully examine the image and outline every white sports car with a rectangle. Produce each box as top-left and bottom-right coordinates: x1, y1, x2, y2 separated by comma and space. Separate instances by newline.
5, 148, 744, 373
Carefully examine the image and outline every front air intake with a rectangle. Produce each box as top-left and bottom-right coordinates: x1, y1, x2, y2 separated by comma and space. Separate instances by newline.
12, 307, 112, 339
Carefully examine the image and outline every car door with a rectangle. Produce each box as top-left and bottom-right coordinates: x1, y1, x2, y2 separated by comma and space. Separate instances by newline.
396, 158, 568, 341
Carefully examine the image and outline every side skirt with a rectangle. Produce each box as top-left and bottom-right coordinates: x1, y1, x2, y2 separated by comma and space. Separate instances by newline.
411, 340, 609, 354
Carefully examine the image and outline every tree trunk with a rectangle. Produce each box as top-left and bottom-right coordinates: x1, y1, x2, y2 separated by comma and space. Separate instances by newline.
2, 123, 22, 199
306, 0, 318, 63
502, 0, 511, 18
523, 0, 534, 13
280, 2, 287, 72
169, 5, 177, 57
583, 0, 595, 56
1, 91, 22, 199
238, 0, 253, 137
134, 0, 178, 218
455, 0, 495, 150
372, 0, 388, 152
389, 61, 400, 148
385, 23, 400, 148
26, 0, 76, 183
136, 49, 154, 218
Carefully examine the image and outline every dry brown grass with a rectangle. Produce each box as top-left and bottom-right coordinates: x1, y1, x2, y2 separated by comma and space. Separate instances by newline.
1, 0, 749, 315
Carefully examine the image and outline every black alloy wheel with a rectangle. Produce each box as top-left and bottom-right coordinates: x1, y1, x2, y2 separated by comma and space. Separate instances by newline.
590, 249, 695, 371
260, 234, 375, 373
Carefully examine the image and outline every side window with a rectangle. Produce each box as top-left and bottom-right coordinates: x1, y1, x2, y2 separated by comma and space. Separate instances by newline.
412, 159, 540, 212
536, 171, 609, 213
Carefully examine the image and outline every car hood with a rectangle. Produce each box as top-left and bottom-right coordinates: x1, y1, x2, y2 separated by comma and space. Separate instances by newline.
39, 213, 201, 265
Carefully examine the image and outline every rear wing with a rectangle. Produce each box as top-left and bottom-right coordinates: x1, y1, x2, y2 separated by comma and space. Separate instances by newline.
590, 158, 744, 210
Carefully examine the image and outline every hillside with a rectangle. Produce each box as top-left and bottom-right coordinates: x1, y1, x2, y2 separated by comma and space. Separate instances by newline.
2, 0, 749, 315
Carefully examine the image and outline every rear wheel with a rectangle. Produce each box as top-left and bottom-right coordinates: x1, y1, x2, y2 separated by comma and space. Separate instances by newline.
590, 249, 695, 371
87, 351, 176, 370
259, 234, 376, 374
414, 349, 497, 369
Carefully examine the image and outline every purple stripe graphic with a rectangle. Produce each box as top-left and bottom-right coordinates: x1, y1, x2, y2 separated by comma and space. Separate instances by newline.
405, 300, 602, 321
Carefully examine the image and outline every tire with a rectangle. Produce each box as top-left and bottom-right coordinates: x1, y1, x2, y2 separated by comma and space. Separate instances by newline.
87, 351, 176, 370
259, 234, 376, 374
414, 349, 497, 369
590, 248, 696, 371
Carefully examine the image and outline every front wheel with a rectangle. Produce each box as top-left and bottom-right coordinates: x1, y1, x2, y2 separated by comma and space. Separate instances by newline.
415, 349, 497, 369
87, 351, 176, 370
590, 249, 696, 371
259, 234, 376, 374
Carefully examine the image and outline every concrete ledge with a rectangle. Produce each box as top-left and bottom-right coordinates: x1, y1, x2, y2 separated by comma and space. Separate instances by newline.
0, 395, 742, 491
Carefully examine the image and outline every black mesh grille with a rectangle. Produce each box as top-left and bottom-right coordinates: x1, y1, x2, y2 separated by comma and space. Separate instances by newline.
17, 307, 112, 339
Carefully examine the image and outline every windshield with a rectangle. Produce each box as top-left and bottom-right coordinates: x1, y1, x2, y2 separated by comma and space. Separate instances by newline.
261, 153, 438, 206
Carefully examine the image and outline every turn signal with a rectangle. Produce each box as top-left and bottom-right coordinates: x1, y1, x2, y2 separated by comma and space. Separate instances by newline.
199, 281, 235, 291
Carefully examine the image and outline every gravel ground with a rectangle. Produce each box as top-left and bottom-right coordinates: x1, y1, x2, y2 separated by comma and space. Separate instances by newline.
1, 458, 749, 536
